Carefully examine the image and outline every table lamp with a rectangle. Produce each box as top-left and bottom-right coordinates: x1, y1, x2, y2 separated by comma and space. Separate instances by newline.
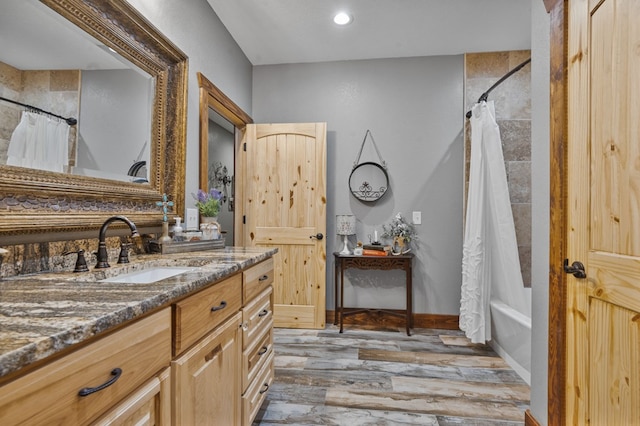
336, 214, 356, 255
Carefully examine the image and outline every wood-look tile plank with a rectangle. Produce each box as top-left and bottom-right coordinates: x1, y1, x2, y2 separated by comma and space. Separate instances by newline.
439, 334, 486, 347
359, 348, 511, 369
392, 376, 531, 401
256, 400, 440, 425
273, 355, 307, 369
324, 387, 526, 422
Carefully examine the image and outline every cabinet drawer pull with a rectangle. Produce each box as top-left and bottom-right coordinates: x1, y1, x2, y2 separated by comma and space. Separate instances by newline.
205, 344, 223, 362
78, 368, 122, 397
258, 309, 269, 318
259, 383, 270, 394
210, 301, 227, 312
258, 274, 269, 282
258, 346, 268, 356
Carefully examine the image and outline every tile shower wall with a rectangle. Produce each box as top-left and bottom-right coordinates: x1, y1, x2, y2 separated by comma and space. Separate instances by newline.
464, 50, 532, 287
0, 61, 79, 167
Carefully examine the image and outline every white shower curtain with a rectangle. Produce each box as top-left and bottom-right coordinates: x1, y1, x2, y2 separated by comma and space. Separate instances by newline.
7, 111, 70, 173
460, 101, 524, 344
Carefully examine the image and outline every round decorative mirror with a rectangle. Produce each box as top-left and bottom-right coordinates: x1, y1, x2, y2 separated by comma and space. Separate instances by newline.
349, 161, 389, 202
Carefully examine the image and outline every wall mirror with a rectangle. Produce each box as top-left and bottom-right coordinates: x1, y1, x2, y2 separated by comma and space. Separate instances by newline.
0, 0, 187, 243
0, 0, 154, 182
197, 72, 252, 245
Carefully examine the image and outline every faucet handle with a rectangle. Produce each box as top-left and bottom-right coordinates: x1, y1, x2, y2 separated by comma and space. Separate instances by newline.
63, 249, 89, 273
118, 243, 131, 264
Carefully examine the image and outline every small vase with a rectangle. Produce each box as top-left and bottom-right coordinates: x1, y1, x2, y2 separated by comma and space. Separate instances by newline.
200, 216, 221, 240
392, 236, 409, 255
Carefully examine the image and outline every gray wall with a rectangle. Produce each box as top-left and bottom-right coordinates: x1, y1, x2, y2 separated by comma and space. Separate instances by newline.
530, 0, 550, 422
253, 56, 465, 315
127, 0, 253, 213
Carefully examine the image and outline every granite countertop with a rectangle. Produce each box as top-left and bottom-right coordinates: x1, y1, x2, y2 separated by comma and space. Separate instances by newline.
0, 246, 277, 380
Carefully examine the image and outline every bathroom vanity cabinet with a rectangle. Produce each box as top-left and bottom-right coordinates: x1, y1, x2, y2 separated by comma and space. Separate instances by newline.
0, 252, 275, 426
0, 308, 173, 425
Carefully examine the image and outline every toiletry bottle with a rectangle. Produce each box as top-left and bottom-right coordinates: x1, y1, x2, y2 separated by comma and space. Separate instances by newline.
173, 217, 184, 241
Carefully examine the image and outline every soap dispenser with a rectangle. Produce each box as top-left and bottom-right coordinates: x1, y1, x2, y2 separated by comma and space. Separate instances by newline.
173, 217, 184, 241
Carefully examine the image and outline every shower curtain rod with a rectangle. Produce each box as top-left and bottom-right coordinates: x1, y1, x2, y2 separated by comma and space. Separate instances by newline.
0, 96, 77, 126
465, 57, 532, 119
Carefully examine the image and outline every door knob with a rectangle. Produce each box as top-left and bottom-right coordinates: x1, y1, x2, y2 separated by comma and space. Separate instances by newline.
310, 233, 324, 240
563, 258, 586, 279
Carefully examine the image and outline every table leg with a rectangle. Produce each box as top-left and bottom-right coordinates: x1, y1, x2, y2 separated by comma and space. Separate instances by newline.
339, 265, 345, 333
334, 258, 339, 325
406, 260, 412, 336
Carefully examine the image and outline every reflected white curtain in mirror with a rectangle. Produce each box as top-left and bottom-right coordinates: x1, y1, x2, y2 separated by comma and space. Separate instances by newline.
336, 214, 356, 255
7, 111, 70, 173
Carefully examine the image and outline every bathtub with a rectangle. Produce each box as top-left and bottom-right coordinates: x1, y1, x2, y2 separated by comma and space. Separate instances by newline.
489, 299, 531, 384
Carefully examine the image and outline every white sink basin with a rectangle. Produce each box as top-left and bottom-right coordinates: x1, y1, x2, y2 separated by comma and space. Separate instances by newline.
99, 267, 195, 284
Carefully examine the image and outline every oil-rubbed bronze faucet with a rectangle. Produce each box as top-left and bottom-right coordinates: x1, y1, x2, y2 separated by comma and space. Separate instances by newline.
95, 215, 139, 269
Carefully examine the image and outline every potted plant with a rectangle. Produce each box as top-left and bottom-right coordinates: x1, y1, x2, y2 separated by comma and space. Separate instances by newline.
193, 188, 223, 222
381, 213, 417, 254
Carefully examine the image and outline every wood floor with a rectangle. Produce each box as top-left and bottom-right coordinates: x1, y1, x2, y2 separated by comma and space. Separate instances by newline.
254, 324, 530, 425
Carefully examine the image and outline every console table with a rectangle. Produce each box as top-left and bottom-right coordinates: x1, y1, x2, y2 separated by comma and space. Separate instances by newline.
333, 252, 414, 335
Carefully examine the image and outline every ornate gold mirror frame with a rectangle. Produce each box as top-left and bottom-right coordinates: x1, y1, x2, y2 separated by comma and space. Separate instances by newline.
0, 0, 187, 243
197, 72, 252, 245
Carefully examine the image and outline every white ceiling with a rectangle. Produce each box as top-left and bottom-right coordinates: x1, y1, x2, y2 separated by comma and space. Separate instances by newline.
0, 1, 532, 71
205, 0, 532, 66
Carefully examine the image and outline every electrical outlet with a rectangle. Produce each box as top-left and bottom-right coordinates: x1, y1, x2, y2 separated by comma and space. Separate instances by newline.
185, 208, 199, 230
412, 211, 422, 225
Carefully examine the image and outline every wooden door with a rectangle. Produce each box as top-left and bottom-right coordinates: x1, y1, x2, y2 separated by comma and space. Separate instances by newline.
241, 123, 327, 329
566, 0, 640, 424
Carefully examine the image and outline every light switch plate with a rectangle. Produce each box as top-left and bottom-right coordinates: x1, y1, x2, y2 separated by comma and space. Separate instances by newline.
185, 208, 199, 230
412, 211, 422, 225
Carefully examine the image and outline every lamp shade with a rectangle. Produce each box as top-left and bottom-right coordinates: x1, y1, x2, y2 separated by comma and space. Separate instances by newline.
336, 214, 356, 235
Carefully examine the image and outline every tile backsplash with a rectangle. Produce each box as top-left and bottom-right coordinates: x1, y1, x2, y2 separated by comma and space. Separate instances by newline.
0, 236, 146, 279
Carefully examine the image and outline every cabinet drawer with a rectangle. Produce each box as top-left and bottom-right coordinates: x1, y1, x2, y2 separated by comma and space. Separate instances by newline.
0, 308, 171, 426
242, 286, 273, 350
173, 273, 242, 355
243, 257, 274, 303
242, 351, 274, 426
242, 323, 273, 392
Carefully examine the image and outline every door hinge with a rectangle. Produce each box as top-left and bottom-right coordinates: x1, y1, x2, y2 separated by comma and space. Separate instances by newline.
243, 215, 246, 224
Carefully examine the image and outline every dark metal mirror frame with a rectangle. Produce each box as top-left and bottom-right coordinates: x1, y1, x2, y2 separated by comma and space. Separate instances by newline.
0, 0, 188, 243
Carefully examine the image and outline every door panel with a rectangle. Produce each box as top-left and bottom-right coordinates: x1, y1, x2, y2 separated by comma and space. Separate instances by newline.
567, 0, 640, 423
242, 123, 327, 329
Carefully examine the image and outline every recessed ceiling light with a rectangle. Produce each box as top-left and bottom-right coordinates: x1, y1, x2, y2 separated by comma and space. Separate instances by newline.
333, 12, 352, 25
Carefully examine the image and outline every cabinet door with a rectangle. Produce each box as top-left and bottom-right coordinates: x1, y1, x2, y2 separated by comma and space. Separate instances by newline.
91, 367, 171, 425
172, 311, 242, 425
